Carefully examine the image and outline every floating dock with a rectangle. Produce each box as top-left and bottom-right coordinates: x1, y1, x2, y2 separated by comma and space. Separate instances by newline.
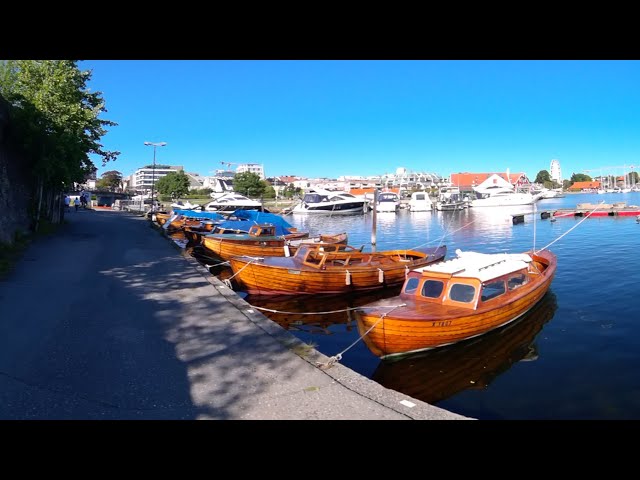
542, 202, 640, 219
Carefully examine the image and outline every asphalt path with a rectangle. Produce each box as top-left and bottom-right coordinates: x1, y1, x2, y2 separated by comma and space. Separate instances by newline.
0, 208, 469, 420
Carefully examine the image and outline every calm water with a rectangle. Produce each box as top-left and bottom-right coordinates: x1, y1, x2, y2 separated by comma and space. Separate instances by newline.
191, 193, 640, 419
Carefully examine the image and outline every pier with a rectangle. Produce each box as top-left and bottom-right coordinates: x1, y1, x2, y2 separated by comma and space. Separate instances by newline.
0, 208, 468, 420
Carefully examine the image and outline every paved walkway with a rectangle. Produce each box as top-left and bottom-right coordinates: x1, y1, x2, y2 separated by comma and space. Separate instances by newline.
0, 208, 470, 420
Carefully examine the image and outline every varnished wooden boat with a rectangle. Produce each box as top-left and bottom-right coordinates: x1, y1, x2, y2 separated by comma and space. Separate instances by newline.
371, 291, 558, 404
201, 224, 347, 261
154, 210, 224, 232
227, 243, 447, 295
354, 248, 557, 359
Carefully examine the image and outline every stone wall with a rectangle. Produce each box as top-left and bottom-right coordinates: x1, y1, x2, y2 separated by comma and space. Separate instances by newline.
0, 95, 35, 244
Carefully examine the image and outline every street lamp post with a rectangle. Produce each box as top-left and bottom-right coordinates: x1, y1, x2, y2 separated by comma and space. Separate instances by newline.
144, 141, 167, 212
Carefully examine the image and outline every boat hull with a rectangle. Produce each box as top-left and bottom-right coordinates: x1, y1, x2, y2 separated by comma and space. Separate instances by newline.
355, 250, 556, 359
228, 246, 447, 295
292, 202, 368, 214
202, 232, 347, 261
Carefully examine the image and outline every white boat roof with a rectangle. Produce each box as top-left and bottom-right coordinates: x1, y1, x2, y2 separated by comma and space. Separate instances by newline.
414, 249, 533, 282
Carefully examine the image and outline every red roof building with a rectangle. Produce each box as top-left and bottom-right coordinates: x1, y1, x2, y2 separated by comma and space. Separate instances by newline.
450, 172, 531, 191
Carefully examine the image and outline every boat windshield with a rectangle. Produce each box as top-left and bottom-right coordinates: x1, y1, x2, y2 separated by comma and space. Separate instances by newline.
449, 283, 476, 303
404, 277, 420, 294
421, 280, 444, 298
303, 194, 326, 203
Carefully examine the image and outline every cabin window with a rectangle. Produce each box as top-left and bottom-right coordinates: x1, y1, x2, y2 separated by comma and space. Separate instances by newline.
421, 280, 444, 298
508, 273, 527, 290
481, 279, 506, 301
404, 277, 420, 294
449, 283, 476, 303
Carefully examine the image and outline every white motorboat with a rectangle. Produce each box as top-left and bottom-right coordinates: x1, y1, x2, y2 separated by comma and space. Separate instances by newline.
408, 191, 433, 212
291, 187, 369, 214
435, 186, 468, 211
204, 193, 265, 212
470, 185, 535, 207
375, 192, 400, 213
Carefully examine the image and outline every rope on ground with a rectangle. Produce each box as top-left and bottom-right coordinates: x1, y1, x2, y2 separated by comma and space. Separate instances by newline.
316, 303, 406, 370
537, 201, 605, 252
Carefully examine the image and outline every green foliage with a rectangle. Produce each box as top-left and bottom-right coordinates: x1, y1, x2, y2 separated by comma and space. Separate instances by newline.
96, 170, 122, 191
535, 170, 552, 184
282, 183, 302, 198
233, 172, 266, 198
263, 185, 276, 199
186, 188, 213, 197
0, 60, 120, 190
570, 173, 592, 183
156, 171, 190, 199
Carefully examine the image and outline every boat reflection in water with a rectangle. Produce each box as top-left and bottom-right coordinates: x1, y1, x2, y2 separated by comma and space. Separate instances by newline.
246, 288, 403, 334
371, 291, 558, 404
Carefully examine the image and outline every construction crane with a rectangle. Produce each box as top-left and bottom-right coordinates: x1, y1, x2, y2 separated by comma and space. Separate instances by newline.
220, 161, 239, 169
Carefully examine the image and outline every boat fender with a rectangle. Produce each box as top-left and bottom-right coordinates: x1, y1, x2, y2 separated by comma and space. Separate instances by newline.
345, 270, 351, 285
283, 244, 291, 257
378, 268, 384, 283
405, 266, 409, 277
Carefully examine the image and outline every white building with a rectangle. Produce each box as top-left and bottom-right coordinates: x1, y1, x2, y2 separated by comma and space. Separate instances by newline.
132, 165, 184, 194
236, 163, 265, 180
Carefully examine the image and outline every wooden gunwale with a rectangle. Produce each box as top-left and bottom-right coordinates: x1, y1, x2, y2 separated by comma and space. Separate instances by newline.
227, 245, 447, 295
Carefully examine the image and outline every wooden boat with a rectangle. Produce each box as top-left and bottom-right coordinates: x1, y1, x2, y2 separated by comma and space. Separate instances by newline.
371, 291, 558, 404
227, 243, 447, 295
154, 209, 225, 232
353, 247, 557, 359
201, 224, 348, 261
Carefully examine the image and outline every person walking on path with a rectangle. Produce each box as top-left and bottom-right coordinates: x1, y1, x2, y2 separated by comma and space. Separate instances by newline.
64, 195, 71, 212
74, 197, 80, 211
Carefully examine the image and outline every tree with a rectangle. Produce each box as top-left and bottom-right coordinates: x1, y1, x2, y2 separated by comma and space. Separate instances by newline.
283, 183, 302, 198
263, 185, 276, 199
96, 170, 122, 192
570, 173, 592, 183
0, 60, 120, 190
534, 170, 552, 184
156, 171, 190, 199
233, 172, 266, 198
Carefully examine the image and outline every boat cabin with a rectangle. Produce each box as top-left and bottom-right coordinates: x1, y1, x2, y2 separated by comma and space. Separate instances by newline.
400, 250, 545, 310
295, 244, 365, 269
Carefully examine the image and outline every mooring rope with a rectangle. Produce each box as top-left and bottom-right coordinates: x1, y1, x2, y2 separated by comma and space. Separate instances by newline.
252, 303, 405, 316
537, 201, 605, 253
410, 218, 477, 252
315, 303, 406, 370
221, 256, 263, 287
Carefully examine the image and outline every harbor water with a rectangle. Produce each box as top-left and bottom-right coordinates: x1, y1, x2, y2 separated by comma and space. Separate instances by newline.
197, 192, 640, 419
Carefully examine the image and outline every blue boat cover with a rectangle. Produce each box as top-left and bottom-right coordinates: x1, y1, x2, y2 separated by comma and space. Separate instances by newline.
217, 210, 297, 236
173, 209, 225, 221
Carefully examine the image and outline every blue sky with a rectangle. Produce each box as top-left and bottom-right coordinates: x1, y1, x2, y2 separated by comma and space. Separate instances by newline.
81, 60, 640, 182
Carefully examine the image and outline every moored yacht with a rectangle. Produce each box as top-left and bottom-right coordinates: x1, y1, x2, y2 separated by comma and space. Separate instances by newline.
204, 193, 266, 212
375, 191, 401, 213
470, 185, 535, 207
290, 187, 369, 214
